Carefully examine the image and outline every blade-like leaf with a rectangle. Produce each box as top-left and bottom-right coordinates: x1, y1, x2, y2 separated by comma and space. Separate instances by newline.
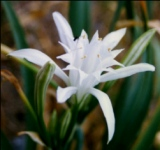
109, 1, 125, 31
18, 131, 45, 146
131, 100, 160, 150
1, 130, 13, 150
107, 6, 155, 147
60, 110, 72, 140
122, 29, 156, 66
69, 1, 91, 37
2, 2, 36, 149
35, 61, 55, 116
34, 61, 55, 147
152, 38, 160, 99
107, 45, 155, 150
48, 110, 57, 136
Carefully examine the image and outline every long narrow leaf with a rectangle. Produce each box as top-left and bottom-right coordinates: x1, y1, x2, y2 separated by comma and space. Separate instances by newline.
131, 100, 160, 150
1, 130, 13, 150
2, 1, 36, 149
122, 29, 156, 66
109, 1, 125, 31
107, 2, 156, 149
34, 61, 55, 147
69, 1, 91, 37
107, 44, 155, 150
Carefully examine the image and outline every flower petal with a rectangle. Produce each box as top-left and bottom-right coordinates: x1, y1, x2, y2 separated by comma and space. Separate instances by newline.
90, 30, 99, 44
100, 63, 155, 82
111, 49, 124, 58
103, 28, 126, 50
57, 86, 77, 103
69, 69, 88, 87
58, 41, 72, 53
89, 88, 115, 143
57, 51, 73, 64
99, 58, 124, 70
8, 49, 69, 85
53, 12, 74, 49
79, 29, 89, 45
8, 49, 53, 66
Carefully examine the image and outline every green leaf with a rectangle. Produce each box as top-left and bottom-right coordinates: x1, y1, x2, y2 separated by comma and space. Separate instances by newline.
35, 61, 55, 117
2, 1, 28, 48
152, 38, 160, 99
60, 110, 72, 140
1, 130, 13, 150
18, 131, 46, 146
122, 29, 156, 66
107, 45, 155, 150
2, 2, 35, 104
131, 100, 160, 150
74, 127, 84, 150
109, 1, 125, 31
2, 2, 36, 149
69, 1, 91, 37
60, 101, 79, 149
48, 110, 57, 136
34, 61, 55, 147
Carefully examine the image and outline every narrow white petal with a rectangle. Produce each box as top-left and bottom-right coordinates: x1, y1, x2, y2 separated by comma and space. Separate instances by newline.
80, 29, 89, 45
69, 69, 88, 87
57, 52, 72, 64
100, 58, 124, 69
62, 64, 78, 71
55, 65, 70, 85
100, 63, 155, 82
57, 86, 77, 103
103, 28, 126, 50
90, 30, 99, 44
8, 49, 53, 66
58, 41, 71, 53
53, 12, 74, 49
111, 49, 124, 58
89, 88, 115, 143
8, 49, 69, 85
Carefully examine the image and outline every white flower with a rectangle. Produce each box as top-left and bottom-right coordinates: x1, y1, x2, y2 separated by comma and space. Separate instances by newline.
8, 11, 155, 143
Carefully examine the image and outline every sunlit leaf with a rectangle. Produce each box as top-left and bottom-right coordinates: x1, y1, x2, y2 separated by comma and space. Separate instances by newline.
18, 131, 45, 146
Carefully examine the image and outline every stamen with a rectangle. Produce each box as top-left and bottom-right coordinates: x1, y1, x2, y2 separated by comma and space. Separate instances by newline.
97, 54, 100, 58
98, 38, 102, 41
82, 35, 86, 39
81, 55, 87, 59
108, 48, 111, 51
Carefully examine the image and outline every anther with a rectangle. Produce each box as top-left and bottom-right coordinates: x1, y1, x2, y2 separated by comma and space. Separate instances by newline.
97, 54, 100, 58
108, 48, 111, 51
81, 55, 87, 59
98, 38, 102, 41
